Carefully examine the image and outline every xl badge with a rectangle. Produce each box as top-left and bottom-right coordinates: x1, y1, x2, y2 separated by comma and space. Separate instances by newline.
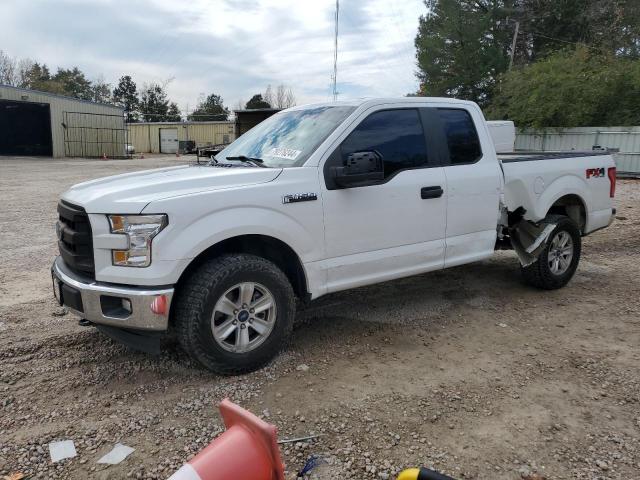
282, 193, 318, 204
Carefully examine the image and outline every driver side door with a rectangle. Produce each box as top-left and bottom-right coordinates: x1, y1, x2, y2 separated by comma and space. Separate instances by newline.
319, 107, 447, 294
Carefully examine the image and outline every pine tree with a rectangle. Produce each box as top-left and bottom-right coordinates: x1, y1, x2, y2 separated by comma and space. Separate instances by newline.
188, 94, 229, 121
113, 76, 140, 122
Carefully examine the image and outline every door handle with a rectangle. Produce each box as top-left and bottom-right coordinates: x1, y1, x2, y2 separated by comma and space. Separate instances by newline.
421, 186, 443, 199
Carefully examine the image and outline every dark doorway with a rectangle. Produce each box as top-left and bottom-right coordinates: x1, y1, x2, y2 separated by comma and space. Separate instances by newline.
0, 100, 53, 156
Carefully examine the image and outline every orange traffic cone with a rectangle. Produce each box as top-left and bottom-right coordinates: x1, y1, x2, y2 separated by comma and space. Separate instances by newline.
169, 399, 285, 480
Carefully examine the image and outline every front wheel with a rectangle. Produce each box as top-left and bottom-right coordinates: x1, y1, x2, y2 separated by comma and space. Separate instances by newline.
173, 254, 296, 374
521, 214, 582, 290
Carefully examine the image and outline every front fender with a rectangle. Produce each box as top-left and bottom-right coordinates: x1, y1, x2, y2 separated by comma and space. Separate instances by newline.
134, 167, 325, 288
160, 206, 320, 263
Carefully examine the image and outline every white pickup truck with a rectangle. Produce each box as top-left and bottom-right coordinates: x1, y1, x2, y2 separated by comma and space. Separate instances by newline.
52, 98, 616, 373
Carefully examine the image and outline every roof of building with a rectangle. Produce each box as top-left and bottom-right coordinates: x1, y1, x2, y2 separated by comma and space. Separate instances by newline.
127, 121, 233, 125
0, 84, 124, 110
233, 108, 282, 113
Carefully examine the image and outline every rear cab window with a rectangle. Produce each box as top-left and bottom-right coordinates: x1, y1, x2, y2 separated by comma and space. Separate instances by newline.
437, 108, 483, 165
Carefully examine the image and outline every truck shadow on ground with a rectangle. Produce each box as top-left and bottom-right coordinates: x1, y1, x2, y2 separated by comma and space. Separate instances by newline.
291, 255, 524, 352
59, 255, 525, 380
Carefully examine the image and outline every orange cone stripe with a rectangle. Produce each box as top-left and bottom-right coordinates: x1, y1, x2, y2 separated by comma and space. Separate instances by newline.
168, 464, 201, 480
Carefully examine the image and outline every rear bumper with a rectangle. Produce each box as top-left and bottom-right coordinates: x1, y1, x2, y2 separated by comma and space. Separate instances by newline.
584, 207, 616, 236
51, 256, 173, 331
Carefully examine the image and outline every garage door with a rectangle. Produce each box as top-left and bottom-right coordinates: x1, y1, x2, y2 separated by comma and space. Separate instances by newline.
0, 100, 53, 156
159, 128, 178, 153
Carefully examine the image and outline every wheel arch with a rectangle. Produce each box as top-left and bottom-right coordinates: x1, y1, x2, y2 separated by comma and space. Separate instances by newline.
545, 193, 587, 233
174, 234, 309, 305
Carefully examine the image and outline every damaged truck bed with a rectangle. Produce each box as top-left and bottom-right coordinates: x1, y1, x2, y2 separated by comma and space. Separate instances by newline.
498, 151, 616, 267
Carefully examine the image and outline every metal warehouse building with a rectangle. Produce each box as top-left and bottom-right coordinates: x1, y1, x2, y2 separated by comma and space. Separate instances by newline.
127, 121, 235, 154
0, 85, 125, 158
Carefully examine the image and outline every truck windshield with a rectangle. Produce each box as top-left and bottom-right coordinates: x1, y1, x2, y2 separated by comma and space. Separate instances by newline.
215, 105, 356, 168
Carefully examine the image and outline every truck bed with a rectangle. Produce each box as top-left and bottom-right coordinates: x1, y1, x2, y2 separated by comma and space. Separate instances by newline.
500, 150, 615, 234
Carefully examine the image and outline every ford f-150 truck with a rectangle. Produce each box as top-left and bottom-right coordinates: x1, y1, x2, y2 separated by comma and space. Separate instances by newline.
51, 98, 616, 374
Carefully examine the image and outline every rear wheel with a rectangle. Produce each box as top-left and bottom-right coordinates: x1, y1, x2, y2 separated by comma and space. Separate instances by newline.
521, 214, 581, 290
174, 254, 295, 374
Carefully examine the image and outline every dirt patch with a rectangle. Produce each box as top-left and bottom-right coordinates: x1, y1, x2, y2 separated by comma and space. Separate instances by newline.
0, 157, 638, 479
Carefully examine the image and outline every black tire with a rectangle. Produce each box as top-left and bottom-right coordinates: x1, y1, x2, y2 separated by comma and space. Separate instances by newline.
521, 214, 582, 290
173, 254, 295, 374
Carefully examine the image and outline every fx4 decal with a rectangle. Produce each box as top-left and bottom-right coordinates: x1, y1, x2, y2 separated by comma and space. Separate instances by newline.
586, 167, 605, 179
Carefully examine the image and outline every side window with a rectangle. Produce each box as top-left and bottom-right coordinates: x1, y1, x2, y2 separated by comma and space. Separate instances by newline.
340, 109, 428, 179
437, 108, 482, 165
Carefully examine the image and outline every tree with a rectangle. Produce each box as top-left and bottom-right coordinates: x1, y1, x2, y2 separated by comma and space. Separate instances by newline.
113, 75, 140, 122
414, 0, 640, 108
245, 94, 271, 109
15, 58, 35, 88
274, 84, 295, 109
21, 62, 54, 92
52, 67, 93, 100
515, 0, 640, 61
415, 0, 513, 107
0, 52, 32, 87
264, 85, 274, 107
139, 83, 170, 122
90, 75, 111, 104
188, 93, 229, 121
486, 47, 640, 128
166, 102, 182, 122
0, 50, 17, 86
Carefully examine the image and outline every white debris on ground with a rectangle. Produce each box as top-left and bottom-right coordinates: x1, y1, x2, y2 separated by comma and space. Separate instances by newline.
48, 440, 76, 463
96, 443, 135, 465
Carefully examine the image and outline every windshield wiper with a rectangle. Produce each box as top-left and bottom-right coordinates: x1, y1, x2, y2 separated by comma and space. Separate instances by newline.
222, 155, 267, 167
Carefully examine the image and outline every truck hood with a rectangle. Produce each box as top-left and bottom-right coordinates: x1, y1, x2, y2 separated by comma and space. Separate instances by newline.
61, 165, 283, 213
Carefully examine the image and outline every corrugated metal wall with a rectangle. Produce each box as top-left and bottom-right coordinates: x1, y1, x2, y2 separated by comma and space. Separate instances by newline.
127, 122, 236, 153
0, 85, 124, 157
62, 111, 127, 158
516, 126, 640, 174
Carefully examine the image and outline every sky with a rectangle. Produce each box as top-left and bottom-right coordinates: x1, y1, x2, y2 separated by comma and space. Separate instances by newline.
0, 0, 427, 114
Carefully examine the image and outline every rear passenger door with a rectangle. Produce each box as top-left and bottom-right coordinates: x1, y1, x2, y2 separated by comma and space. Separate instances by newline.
320, 107, 447, 293
436, 107, 502, 267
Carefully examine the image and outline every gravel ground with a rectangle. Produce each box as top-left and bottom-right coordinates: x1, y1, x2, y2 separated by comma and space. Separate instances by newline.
0, 155, 638, 480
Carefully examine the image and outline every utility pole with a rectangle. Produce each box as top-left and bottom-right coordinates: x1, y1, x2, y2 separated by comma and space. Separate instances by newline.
332, 0, 339, 101
508, 20, 520, 70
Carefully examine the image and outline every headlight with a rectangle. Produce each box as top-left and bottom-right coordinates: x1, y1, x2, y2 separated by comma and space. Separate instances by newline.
108, 214, 167, 267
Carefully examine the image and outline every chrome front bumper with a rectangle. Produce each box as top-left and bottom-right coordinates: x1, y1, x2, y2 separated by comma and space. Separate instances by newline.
51, 256, 174, 331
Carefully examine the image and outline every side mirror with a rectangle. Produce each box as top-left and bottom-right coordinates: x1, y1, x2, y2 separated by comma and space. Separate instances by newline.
332, 151, 384, 188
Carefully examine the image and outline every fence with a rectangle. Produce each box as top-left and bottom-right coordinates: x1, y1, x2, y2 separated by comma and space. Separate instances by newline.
515, 126, 640, 175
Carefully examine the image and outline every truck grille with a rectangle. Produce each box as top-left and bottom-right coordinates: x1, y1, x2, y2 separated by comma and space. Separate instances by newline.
57, 200, 95, 278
